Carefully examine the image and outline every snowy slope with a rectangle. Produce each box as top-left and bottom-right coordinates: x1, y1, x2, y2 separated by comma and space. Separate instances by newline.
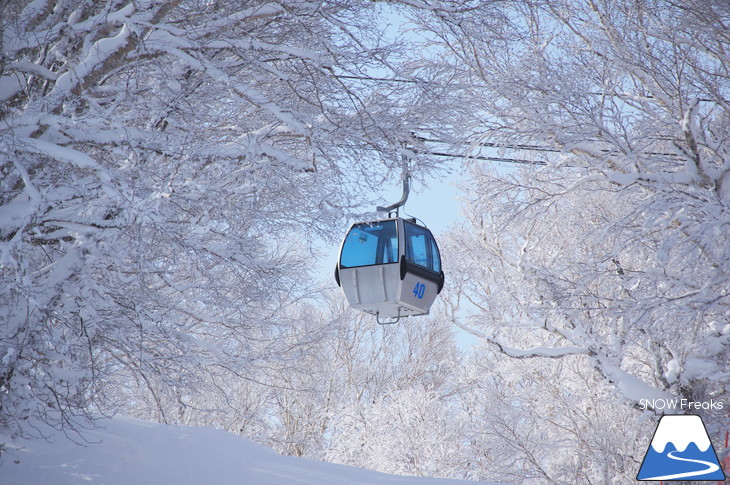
0, 417, 506, 485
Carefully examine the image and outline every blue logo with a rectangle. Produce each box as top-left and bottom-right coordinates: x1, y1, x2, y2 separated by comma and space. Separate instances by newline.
637, 414, 726, 481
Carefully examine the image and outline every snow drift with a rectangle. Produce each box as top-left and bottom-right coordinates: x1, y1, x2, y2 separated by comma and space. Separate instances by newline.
0, 416, 507, 485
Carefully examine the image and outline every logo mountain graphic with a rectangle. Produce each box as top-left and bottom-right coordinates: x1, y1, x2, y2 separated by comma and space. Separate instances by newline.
637, 414, 726, 481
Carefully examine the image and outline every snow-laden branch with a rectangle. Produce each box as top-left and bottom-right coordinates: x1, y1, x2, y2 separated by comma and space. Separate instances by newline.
592, 355, 673, 404
495, 343, 589, 359
450, 316, 589, 359
605, 170, 700, 186
4, 61, 59, 80
203, 3, 285, 31
18, 137, 111, 182
451, 313, 675, 406
48, 23, 133, 102
143, 41, 309, 134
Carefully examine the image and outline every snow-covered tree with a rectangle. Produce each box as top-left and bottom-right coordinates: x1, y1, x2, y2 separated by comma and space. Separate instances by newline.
0, 0, 455, 436
454, 341, 653, 484
434, 0, 729, 408
406, 0, 730, 481
321, 304, 467, 478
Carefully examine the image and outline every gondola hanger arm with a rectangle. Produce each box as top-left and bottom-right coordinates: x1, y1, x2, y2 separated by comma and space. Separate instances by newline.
376, 173, 411, 217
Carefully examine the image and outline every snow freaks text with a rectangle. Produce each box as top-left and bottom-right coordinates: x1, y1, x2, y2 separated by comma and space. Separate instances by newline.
639, 399, 725, 411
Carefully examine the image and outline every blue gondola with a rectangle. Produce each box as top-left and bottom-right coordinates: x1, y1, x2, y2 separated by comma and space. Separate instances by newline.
334, 175, 444, 324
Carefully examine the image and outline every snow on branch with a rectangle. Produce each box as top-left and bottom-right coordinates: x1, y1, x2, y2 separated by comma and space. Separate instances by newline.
5, 61, 59, 81
592, 355, 673, 405
49, 23, 133, 100
142, 39, 309, 134
449, 311, 673, 406
450, 317, 589, 359
207, 3, 285, 30
494, 343, 590, 359
202, 38, 333, 68
19, 137, 110, 182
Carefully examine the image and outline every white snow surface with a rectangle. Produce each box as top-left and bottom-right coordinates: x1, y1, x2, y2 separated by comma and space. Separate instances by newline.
0, 416, 506, 485
650, 415, 712, 453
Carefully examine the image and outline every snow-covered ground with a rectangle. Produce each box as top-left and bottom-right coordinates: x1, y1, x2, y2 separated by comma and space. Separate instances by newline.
0, 417, 506, 485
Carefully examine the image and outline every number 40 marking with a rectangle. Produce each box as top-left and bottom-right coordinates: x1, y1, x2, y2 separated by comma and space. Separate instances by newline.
413, 282, 425, 299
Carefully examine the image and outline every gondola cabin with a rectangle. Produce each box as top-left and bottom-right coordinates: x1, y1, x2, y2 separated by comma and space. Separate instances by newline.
335, 217, 444, 322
